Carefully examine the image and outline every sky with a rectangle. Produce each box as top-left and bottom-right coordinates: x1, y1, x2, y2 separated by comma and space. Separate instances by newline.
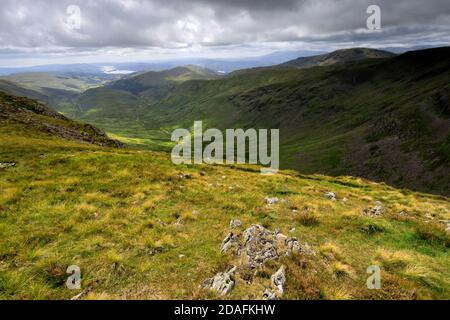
0, 0, 449, 66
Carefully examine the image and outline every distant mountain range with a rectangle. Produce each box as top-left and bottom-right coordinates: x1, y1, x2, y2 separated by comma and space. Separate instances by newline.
1, 47, 449, 195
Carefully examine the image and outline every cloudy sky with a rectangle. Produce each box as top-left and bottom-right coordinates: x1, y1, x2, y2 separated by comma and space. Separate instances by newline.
0, 0, 449, 66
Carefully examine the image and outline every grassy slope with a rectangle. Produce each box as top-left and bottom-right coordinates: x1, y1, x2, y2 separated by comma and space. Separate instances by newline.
0, 122, 449, 300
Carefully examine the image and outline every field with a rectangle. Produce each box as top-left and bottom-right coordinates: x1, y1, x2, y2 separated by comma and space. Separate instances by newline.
0, 124, 449, 300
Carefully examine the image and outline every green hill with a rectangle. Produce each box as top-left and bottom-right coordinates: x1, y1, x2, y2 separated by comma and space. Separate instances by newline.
81, 47, 448, 195
0, 92, 123, 148
3, 48, 449, 195
281, 48, 395, 68
0, 92, 449, 299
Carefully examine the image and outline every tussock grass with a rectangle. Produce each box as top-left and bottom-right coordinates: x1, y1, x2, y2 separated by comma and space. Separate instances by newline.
0, 126, 449, 300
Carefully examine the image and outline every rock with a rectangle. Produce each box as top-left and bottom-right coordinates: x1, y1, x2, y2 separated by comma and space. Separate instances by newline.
0, 162, 15, 169
262, 289, 277, 300
230, 219, 242, 229
362, 203, 384, 217
285, 237, 301, 254
179, 173, 192, 179
220, 232, 241, 254
399, 211, 409, 217
202, 266, 237, 296
265, 197, 279, 205
242, 225, 278, 267
342, 197, 348, 203
70, 291, 85, 300
324, 192, 337, 201
271, 265, 287, 295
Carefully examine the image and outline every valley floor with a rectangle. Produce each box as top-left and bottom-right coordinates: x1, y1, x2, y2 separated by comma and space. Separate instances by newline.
0, 126, 449, 300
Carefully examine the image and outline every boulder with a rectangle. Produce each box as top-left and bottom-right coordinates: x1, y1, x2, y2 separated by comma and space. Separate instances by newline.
324, 192, 337, 201
242, 225, 278, 267
271, 265, 287, 295
220, 232, 241, 254
202, 266, 237, 296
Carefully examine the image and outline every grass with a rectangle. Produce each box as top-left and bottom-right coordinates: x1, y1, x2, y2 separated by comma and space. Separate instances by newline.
0, 123, 449, 300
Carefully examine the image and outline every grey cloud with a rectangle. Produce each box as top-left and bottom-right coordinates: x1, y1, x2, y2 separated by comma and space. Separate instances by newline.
0, 0, 449, 63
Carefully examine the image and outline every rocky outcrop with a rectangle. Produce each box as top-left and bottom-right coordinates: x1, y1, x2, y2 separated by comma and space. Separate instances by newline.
202, 266, 237, 296
204, 221, 316, 298
363, 202, 385, 217
0, 92, 124, 148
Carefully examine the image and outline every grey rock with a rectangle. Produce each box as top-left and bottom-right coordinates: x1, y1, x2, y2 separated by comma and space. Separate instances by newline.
265, 197, 279, 205
285, 237, 301, 254
262, 289, 277, 300
271, 265, 287, 295
230, 219, 242, 229
0, 162, 15, 169
363, 204, 384, 217
202, 266, 237, 296
220, 232, 241, 254
242, 225, 278, 267
324, 192, 337, 201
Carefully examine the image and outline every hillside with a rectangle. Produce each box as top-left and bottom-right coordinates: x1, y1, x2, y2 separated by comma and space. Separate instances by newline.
114, 47, 449, 195
0, 104, 449, 300
4, 48, 450, 195
281, 48, 395, 68
0, 92, 123, 148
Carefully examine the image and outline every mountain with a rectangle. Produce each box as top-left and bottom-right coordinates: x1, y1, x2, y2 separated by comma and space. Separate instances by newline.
0, 91, 123, 147
69, 65, 220, 120
109, 65, 220, 95
281, 48, 395, 68
65, 47, 449, 195
3, 48, 449, 195
0, 79, 49, 101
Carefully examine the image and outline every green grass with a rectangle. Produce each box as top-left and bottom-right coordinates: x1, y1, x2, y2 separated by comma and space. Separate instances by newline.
0, 124, 449, 300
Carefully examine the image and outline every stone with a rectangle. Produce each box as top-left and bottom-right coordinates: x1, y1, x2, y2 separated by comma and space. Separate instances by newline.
265, 197, 279, 205
271, 265, 287, 295
0, 162, 16, 169
285, 237, 301, 254
362, 204, 384, 217
230, 219, 242, 229
202, 266, 237, 296
220, 232, 241, 254
262, 289, 277, 300
324, 192, 337, 201
242, 225, 278, 267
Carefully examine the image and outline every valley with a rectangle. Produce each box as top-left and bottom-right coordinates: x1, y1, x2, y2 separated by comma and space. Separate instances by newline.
3, 47, 447, 195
